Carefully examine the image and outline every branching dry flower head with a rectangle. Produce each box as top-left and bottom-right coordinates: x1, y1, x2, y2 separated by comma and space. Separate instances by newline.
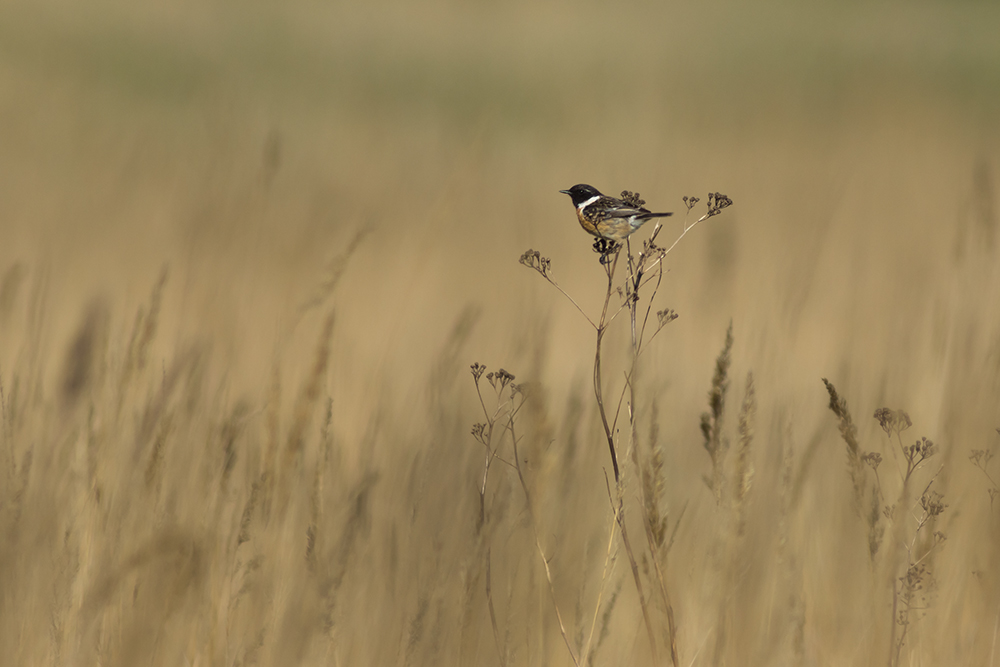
969, 446, 999, 508
874, 408, 913, 438
862, 452, 883, 470
705, 192, 733, 217
904, 437, 937, 471
656, 309, 678, 331
519, 250, 552, 278
970, 448, 994, 469
920, 489, 947, 518
486, 368, 516, 393
619, 190, 645, 208
891, 481, 948, 664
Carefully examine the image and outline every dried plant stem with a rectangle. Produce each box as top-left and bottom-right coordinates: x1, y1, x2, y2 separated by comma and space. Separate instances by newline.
551, 281, 598, 331
888, 458, 926, 666
594, 335, 620, 482
474, 402, 515, 529
890, 467, 945, 667
594, 251, 622, 483
990, 606, 999, 667
634, 449, 680, 665
581, 485, 621, 665
485, 550, 505, 667
607, 211, 708, 306
512, 193, 730, 666
509, 421, 581, 667
617, 499, 659, 664
592, 239, 680, 666
637, 212, 710, 281
472, 370, 575, 666
625, 242, 680, 667
471, 368, 520, 667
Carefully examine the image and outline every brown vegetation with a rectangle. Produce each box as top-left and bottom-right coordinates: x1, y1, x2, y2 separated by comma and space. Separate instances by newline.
1, 1, 999, 665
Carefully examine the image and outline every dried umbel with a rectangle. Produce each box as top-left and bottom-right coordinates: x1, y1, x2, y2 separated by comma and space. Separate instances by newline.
519, 250, 551, 278
862, 452, 883, 470
920, 490, 947, 518
874, 408, 913, 438
486, 368, 515, 392
904, 437, 937, 468
470, 362, 486, 383
705, 192, 733, 217
656, 309, 678, 331
619, 190, 646, 208
969, 448, 994, 468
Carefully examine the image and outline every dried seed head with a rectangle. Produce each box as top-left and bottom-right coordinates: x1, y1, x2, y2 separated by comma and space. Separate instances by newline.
862, 452, 883, 470
970, 449, 994, 468
916, 437, 937, 459
900, 562, 927, 595
920, 490, 947, 517
642, 238, 665, 258
706, 192, 733, 217
620, 190, 646, 208
874, 408, 913, 437
519, 249, 552, 277
470, 362, 486, 382
657, 309, 678, 329
487, 368, 515, 392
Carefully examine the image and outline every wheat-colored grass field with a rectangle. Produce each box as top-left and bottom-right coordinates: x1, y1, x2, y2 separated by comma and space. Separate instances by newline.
2, 1, 999, 665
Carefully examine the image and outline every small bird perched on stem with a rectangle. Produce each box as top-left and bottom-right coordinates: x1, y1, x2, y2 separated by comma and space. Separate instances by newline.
560, 184, 673, 243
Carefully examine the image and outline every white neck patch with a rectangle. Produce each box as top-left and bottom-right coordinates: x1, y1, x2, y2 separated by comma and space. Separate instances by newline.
577, 195, 601, 210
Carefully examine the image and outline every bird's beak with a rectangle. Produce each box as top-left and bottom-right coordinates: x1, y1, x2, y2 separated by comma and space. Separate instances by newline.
559, 189, 571, 195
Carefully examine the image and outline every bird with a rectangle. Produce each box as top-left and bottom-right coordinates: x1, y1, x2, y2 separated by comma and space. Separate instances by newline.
560, 184, 673, 243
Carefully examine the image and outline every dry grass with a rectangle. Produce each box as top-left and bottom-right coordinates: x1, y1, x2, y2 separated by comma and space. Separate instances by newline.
2, 1, 1000, 665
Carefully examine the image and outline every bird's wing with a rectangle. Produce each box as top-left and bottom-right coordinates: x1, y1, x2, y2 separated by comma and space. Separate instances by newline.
600, 204, 652, 219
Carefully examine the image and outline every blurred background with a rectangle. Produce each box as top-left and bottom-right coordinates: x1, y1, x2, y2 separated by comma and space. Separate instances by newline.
1, 0, 999, 665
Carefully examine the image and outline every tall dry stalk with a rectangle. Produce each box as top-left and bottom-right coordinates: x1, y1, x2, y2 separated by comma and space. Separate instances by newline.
515, 190, 733, 665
